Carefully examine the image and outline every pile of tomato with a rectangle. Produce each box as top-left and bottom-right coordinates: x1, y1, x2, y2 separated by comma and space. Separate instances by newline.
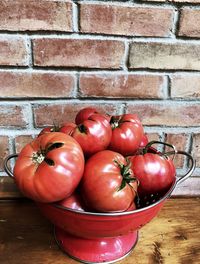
13, 107, 176, 213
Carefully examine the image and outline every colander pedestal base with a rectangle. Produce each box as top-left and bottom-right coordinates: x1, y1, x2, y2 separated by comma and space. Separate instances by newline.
54, 226, 138, 264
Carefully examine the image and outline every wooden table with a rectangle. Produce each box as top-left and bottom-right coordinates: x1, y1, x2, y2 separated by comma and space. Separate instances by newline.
0, 198, 199, 264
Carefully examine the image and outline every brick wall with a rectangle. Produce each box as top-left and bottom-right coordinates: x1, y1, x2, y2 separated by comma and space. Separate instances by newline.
0, 0, 200, 196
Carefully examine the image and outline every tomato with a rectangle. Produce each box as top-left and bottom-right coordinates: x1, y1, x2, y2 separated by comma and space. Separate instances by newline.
81, 150, 138, 212
58, 192, 86, 211
126, 202, 136, 211
38, 123, 76, 137
109, 114, 144, 156
72, 114, 112, 157
38, 125, 59, 137
139, 134, 148, 148
75, 107, 99, 125
128, 146, 176, 197
59, 122, 76, 135
14, 132, 85, 203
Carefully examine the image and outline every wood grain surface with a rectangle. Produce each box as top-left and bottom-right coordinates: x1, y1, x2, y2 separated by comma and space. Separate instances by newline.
0, 198, 199, 264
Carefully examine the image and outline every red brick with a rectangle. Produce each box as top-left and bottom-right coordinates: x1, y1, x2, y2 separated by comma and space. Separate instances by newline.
0, 105, 27, 128
129, 42, 200, 70
0, 72, 74, 98
33, 103, 117, 127
0, 0, 72, 32
33, 38, 125, 69
15, 135, 34, 153
164, 133, 188, 168
179, 8, 200, 38
171, 75, 200, 99
0, 37, 28, 66
0, 136, 9, 171
146, 133, 161, 142
80, 3, 173, 37
127, 103, 200, 126
192, 134, 200, 167
79, 74, 165, 99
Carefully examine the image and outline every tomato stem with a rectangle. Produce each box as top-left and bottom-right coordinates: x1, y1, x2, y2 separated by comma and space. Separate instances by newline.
114, 159, 139, 191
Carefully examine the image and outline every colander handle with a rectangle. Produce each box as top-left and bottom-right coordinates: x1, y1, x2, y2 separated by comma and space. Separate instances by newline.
175, 150, 196, 185
3, 154, 18, 178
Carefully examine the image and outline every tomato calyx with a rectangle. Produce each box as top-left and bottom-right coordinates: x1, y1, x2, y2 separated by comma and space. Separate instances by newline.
110, 116, 121, 129
32, 142, 64, 166
114, 159, 138, 191
78, 124, 87, 134
110, 116, 132, 130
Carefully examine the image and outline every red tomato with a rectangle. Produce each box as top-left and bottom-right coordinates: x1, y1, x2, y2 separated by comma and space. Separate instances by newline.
139, 134, 148, 148
38, 126, 59, 137
38, 123, 76, 137
14, 132, 85, 203
58, 192, 85, 211
81, 150, 138, 212
59, 122, 77, 135
75, 107, 99, 125
126, 202, 136, 211
109, 114, 144, 156
129, 152, 176, 197
72, 114, 112, 157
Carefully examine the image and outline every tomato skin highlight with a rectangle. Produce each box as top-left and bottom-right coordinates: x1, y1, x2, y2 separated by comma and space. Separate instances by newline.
81, 150, 138, 213
109, 114, 144, 156
129, 153, 176, 197
14, 132, 85, 203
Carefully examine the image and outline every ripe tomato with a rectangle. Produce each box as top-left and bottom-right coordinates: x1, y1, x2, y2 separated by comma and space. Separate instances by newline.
126, 202, 136, 211
14, 132, 85, 203
128, 149, 176, 197
81, 150, 138, 212
59, 122, 77, 135
139, 134, 148, 148
109, 114, 144, 156
75, 107, 99, 125
38, 123, 76, 137
71, 114, 112, 157
58, 192, 85, 211
38, 125, 59, 137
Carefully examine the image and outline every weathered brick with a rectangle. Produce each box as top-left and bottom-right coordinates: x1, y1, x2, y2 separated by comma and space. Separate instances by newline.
0, 0, 72, 32
179, 8, 200, 38
171, 75, 200, 99
0, 72, 74, 98
0, 105, 27, 128
0, 136, 9, 171
146, 133, 161, 142
192, 133, 200, 167
80, 3, 173, 37
15, 135, 34, 153
129, 42, 200, 70
127, 103, 200, 126
164, 133, 188, 168
0, 37, 28, 66
79, 74, 165, 99
33, 103, 117, 127
33, 38, 125, 69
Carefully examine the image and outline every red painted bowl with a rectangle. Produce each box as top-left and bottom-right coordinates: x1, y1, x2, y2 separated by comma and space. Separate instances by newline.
4, 150, 195, 264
